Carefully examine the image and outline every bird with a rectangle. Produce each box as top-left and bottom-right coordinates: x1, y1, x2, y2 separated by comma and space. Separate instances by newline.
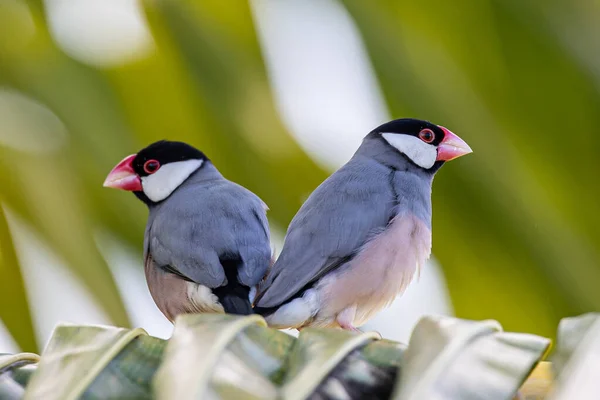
253, 118, 472, 331
103, 140, 272, 322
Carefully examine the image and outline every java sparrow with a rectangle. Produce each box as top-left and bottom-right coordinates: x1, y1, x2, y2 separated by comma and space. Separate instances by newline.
253, 119, 472, 331
103, 140, 272, 321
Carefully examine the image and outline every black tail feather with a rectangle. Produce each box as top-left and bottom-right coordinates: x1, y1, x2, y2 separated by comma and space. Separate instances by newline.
219, 292, 253, 315
213, 258, 253, 315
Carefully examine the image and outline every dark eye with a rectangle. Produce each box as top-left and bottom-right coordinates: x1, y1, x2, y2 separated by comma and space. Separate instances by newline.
419, 128, 435, 143
143, 160, 160, 174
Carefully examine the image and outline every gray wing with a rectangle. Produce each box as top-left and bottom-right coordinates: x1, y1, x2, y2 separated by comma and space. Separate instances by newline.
147, 180, 271, 288
256, 158, 395, 308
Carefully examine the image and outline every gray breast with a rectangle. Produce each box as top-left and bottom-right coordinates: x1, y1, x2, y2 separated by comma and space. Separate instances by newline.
391, 169, 433, 229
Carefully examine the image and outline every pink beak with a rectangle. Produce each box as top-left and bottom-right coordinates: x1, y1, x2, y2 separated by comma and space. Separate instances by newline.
103, 154, 143, 191
436, 126, 473, 161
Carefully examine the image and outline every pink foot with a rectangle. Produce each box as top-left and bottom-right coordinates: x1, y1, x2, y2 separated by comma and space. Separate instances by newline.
339, 323, 362, 333
336, 305, 361, 332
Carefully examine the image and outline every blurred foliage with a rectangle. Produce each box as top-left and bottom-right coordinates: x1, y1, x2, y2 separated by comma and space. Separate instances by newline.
0, 206, 35, 352
340, 0, 600, 336
0, 0, 326, 351
0, 0, 599, 352
1, 314, 559, 400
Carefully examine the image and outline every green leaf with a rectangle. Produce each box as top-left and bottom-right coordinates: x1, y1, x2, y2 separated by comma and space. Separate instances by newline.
548, 313, 600, 399
0, 206, 37, 352
218, 323, 295, 386
312, 338, 406, 400
208, 324, 293, 400
281, 328, 381, 400
0, 3, 133, 329
0, 353, 39, 400
23, 324, 146, 400
10, 316, 600, 399
0, 353, 39, 372
154, 314, 270, 400
84, 335, 167, 400
551, 313, 600, 376
392, 316, 550, 400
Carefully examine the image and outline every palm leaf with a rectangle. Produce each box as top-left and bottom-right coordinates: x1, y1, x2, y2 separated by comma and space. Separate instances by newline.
280, 328, 382, 400
548, 313, 600, 399
0, 206, 36, 352
0, 353, 39, 400
393, 316, 550, 399
0, 314, 562, 399
23, 324, 147, 400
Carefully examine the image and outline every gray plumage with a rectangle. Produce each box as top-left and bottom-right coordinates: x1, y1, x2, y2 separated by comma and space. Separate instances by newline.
256, 135, 432, 308
105, 140, 273, 321
145, 162, 271, 289
252, 116, 473, 330
141, 161, 272, 320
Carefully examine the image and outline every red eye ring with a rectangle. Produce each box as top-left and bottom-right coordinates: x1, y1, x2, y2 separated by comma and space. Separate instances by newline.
143, 159, 160, 174
419, 128, 435, 143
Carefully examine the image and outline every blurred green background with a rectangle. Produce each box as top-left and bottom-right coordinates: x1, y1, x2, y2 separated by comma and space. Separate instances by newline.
0, 0, 598, 353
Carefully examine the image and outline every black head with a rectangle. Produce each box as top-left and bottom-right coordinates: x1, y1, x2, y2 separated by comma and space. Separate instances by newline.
371, 118, 446, 146
103, 140, 209, 206
367, 118, 472, 172
131, 140, 208, 178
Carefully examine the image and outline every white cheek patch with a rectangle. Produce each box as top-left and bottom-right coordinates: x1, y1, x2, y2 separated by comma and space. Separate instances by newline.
382, 133, 437, 169
141, 159, 203, 202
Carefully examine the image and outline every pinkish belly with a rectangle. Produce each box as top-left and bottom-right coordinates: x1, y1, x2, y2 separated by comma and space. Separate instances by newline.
316, 213, 432, 326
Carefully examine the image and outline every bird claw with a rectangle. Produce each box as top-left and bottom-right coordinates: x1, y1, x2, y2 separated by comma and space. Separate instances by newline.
339, 323, 362, 333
